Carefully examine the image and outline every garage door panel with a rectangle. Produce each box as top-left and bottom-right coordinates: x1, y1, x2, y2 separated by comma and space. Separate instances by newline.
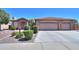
38, 23, 58, 30
61, 23, 70, 30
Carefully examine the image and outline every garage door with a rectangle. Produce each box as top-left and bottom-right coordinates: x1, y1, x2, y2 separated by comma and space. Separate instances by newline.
38, 22, 58, 30
61, 23, 71, 30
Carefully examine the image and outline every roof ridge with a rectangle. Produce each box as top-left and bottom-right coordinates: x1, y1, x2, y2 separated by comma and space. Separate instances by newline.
35, 17, 76, 20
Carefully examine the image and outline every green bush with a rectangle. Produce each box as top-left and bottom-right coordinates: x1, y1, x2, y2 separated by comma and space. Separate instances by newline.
11, 32, 23, 39
32, 27, 38, 34
9, 26, 16, 30
9, 25, 11, 29
23, 30, 33, 40
15, 32, 23, 39
11, 32, 16, 37
24, 25, 29, 30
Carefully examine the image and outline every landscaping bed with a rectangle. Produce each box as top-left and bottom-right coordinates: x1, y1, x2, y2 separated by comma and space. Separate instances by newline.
11, 29, 37, 42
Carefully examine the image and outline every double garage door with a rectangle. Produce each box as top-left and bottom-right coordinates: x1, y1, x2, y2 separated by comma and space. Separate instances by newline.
38, 22, 71, 30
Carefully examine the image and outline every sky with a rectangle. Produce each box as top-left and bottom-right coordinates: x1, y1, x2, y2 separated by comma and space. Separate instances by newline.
3, 8, 79, 22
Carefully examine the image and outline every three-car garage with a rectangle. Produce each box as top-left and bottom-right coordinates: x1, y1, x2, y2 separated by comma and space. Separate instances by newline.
35, 17, 77, 31
37, 22, 71, 30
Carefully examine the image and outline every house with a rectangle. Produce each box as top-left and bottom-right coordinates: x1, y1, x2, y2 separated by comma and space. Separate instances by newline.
35, 17, 78, 30
11, 18, 28, 29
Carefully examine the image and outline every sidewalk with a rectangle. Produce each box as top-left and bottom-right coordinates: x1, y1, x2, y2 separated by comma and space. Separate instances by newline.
0, 42, 79, 50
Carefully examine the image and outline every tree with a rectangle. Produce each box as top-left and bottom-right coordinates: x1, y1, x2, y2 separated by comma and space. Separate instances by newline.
0, 9, 10, 24
29, 19, 38, 33
0, 9, 10, 30
29, 19, 36, 29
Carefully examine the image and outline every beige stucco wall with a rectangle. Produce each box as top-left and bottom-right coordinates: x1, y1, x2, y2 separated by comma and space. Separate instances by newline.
1, 24, 9, 30
13, 22, 18, 28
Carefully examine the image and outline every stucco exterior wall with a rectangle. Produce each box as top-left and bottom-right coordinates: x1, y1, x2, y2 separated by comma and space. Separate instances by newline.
1, 24, 9, 30
13, 22, 18, 28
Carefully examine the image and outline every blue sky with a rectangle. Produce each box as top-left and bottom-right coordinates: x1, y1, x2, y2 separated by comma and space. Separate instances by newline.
3, 8, 79, 22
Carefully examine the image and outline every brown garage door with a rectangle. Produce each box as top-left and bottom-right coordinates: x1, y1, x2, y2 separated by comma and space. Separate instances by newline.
60, 23, 71, 30
38, 22, 58, 30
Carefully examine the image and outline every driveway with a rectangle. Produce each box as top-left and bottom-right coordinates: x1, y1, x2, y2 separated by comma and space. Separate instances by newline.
0, 30, 17, 43
0, 30, 13, 39
35, 31, 79, 43
34, 31, 79, 50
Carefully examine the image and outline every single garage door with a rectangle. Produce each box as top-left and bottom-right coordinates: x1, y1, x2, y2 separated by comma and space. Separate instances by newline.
38, 22, 58, 30
61, 23, 71, 30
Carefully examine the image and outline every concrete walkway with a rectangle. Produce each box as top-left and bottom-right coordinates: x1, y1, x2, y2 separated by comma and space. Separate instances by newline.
0, 42, 79, 50
0, 42, 70, 50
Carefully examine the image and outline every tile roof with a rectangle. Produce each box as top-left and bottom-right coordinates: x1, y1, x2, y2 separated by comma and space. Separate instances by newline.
12, 18, 28, 22
35, 17, 76, 21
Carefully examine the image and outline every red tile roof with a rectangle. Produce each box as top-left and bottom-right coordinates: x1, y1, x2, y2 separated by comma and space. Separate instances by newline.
12, 18, 28, 22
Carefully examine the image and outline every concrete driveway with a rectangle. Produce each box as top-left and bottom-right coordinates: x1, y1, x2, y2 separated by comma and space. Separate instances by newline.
34, 31, 79, 50
35, 31, 79, 43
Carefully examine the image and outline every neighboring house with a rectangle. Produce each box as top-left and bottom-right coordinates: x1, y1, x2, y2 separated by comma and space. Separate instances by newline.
11, 18, 28, 29
35, 17, 78, 30
0, 24, 9, 30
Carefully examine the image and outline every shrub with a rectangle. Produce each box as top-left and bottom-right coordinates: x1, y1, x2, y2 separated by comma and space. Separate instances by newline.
9, 25, 11, 30
24, 25, 29, 30
32, 26, 38, 34
15, 32, 23, 39
9, 26, 16, 30
11, 32, 16, 37
23, 30, 33, 40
